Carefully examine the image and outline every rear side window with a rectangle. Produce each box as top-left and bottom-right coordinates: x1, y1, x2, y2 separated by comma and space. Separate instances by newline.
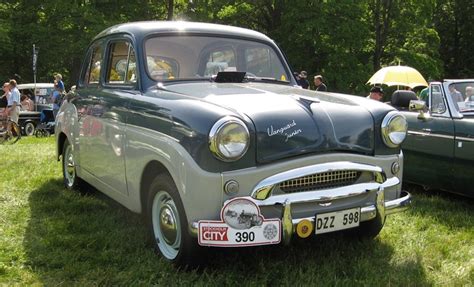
83, 44, 103, 85
106, 41, 137, 85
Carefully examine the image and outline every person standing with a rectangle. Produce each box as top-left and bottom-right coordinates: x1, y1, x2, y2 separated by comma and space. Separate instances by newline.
314, 75, 327, 91
299, 71, 310, 89
51, 82, 62, 118
419, 86, 429, 103
449, 84, 463, 102
55, 73, 65, 93
1, 82, 11, 130
6, 79, 21, 136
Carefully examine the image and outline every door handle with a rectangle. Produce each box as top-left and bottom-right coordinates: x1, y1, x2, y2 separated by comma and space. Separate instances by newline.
421, 128, 431, 134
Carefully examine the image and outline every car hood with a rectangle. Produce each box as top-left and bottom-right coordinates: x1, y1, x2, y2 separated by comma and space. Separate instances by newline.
162, 82, 377, 163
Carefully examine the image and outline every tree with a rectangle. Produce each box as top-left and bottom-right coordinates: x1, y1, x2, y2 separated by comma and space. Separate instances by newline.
434, 0, 474, 78
0, 0, 467, 94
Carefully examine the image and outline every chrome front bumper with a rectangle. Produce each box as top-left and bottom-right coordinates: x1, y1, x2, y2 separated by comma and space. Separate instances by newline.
282, 190, 411, 244
190, 161, 412, 242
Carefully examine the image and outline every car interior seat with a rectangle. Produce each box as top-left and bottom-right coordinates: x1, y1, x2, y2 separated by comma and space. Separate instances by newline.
391, 90, 418, 110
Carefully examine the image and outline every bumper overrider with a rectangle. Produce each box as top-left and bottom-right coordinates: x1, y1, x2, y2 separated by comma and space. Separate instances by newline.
193, 162, 411, 247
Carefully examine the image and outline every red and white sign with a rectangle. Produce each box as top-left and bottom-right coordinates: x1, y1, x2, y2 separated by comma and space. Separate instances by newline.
198, 198, 281, 247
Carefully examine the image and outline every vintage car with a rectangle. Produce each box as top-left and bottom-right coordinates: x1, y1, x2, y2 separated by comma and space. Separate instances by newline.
401, 80, 474, 197
17, 83, 55, 136
55, 21, 411, 265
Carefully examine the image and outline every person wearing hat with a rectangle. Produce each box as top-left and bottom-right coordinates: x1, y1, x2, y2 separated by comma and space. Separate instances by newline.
367, 86, 384, 101
299, 71, 310, 89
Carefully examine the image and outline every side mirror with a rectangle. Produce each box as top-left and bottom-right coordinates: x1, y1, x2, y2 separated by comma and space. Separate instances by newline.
409, 100, 429, 120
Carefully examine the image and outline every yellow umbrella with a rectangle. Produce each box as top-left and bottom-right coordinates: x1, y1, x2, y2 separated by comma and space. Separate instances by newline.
367, 65, 428, 88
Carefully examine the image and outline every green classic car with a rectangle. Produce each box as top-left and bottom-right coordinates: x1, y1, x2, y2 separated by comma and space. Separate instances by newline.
400, 80, 474, 197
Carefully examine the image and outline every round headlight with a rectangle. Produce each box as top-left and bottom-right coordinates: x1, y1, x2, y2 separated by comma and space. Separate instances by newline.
209, 116, 250, 161
381, 111, 408, 148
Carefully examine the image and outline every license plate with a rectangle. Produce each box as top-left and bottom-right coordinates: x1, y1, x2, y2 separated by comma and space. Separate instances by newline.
315, 207, 360, 234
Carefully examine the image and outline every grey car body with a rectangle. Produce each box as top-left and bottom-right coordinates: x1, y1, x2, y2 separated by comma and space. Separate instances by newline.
55, 21, 411, 265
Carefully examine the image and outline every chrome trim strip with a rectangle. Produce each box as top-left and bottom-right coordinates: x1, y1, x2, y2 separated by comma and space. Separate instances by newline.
244, 177, 399, 207
251, 162, 383, 199
360, 206, 377, 221
456, 136, 474, 142
381, 177, 400, 189
248, 182, 379, 206
282, 199, 292, 245
385, 191, 412, 215
408, 130, 454, 140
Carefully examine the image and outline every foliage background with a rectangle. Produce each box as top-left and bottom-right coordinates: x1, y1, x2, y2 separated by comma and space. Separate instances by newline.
0, 0, 472, 95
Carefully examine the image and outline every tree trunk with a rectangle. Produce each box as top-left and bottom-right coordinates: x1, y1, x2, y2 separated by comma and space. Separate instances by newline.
167, 0, 174, 20
373, 0, 382, 71
373, 0, 392, 72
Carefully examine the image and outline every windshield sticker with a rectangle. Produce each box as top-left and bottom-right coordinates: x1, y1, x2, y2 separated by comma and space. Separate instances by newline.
267, 120, 303, 142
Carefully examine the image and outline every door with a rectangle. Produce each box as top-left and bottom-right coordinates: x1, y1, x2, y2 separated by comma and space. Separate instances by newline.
453, 117, 474, 195
76, 41, 104, 177
76, 38, 138, 195
403, 83, 455, 190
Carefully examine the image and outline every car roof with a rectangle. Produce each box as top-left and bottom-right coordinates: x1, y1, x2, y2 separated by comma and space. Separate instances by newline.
94, 21, 273, 43
17, 83, 54, 89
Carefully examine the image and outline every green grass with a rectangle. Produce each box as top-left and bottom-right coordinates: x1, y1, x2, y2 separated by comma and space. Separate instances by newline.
1, 137, 473, 286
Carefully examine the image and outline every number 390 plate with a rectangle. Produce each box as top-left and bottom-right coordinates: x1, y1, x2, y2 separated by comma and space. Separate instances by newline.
315, 207, 360, 234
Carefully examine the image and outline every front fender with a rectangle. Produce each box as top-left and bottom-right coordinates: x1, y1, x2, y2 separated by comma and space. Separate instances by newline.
124, 125, 223, 219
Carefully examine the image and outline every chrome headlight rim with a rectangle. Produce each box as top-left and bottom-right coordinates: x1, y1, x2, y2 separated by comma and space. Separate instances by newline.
209, 116, 250, 162
381, 111, 408, 148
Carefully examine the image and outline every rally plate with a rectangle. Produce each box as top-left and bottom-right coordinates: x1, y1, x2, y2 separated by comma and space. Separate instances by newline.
198, 220, 281, 247
198, 197, 281, 247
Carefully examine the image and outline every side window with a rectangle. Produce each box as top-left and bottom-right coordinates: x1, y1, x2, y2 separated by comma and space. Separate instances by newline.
83, 44, 103, 85
106, 41, 137, 85
430, 84, 447, 114
204, 48, 236, 76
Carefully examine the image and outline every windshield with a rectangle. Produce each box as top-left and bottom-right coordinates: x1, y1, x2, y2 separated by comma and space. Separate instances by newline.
145, 35, 290, 83
449, 81, 474, 113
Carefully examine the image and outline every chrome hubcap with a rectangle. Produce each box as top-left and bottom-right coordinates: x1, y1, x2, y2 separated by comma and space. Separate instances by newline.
160, 204, 178, 245
64, 145, 75, 186
152, 191, 181, 260
25, 123, 34, 135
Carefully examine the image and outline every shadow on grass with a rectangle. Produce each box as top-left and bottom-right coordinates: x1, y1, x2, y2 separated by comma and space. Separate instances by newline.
23, 179, 429, 285
404, 183, 474, 229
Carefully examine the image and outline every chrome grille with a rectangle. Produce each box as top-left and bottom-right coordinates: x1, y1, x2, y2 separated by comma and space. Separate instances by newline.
279, 170, 362, 193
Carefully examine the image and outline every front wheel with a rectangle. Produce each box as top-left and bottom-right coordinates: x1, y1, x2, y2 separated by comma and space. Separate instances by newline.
146, 174, 199, 266
23, 122, 35, 136
62, 139, 83, 190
